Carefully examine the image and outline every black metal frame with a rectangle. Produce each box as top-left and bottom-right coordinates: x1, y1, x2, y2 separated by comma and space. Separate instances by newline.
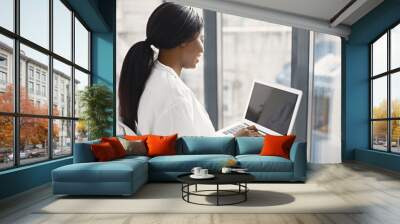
181, 183, 249, 206
369, 20, 400, 154
0, 0, 92, 171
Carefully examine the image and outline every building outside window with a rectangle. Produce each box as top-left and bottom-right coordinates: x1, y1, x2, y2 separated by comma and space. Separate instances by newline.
28, 81, 34, 94
28, 67, 34, 80
0, 0, 91, 170
0, 54, 7, 89
371, 23, 400, 153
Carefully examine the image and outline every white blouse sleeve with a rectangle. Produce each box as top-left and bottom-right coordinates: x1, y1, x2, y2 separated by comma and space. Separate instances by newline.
152, 97, 199, 137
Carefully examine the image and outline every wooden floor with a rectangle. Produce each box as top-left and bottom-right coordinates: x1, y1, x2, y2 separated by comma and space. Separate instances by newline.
1, 162, 400, 224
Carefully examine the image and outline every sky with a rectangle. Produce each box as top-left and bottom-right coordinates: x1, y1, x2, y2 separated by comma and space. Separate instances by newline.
0, 0, 89, 70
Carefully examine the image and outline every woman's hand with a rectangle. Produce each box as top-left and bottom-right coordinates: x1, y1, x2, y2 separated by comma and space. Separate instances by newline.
234, 125, 263, 137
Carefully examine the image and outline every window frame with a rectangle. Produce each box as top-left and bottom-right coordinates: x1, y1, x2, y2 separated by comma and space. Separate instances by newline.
369, 20, 400, 154
0, 0, 92, 171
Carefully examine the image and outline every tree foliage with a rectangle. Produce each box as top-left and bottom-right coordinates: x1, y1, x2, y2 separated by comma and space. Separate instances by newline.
0, 85, 59, 151
79, 84, 113, 140
372, 99, 400, 141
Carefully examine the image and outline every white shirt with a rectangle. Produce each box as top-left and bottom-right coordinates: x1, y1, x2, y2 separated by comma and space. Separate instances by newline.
137, 60, 216, 137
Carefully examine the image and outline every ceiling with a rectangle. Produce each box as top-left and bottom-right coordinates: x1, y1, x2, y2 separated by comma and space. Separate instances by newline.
172, 0, 384, 37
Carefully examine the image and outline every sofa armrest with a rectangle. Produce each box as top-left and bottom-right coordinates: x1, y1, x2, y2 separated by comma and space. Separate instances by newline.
73, 140, 100, 163
289, 142, 307, 181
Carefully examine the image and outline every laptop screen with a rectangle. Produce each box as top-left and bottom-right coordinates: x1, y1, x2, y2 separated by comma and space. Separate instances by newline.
245, 82, 299, 135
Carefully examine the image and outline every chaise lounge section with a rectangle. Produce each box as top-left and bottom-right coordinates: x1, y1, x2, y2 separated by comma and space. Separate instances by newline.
52, 136, 307, 196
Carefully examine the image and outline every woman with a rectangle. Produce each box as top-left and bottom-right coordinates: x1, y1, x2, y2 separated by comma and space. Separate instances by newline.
119, 2, 260, 137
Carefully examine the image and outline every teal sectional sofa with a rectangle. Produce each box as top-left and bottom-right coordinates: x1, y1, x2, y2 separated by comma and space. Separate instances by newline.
52, 136, 307, 196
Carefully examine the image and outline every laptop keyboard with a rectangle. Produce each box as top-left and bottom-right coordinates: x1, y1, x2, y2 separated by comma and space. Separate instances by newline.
222, 123, 249, 135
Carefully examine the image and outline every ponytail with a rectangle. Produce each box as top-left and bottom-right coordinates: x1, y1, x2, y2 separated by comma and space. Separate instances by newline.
119, 2, 203, 133
119, 41, 154, 133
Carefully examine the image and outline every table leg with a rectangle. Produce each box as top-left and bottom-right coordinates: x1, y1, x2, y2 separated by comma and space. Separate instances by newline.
245, 183, 247, 201
217, 184, 219, 206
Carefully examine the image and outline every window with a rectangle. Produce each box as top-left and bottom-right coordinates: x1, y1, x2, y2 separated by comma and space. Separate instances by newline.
0, 0, 91, 170
53, 59, 72, 117
74, 69, 89, 118
310, 33, 342, 162
0, 71, 7, 84
0, 35, 14, 113
0, 0, 14, 31
370, 23, 400, 153
28, 81, 34, 94
20, 0, 49, 48
35, 84, 40, 95
53, 0, 72, 60
42, 85, 46, 97
74, 18, 89, 70
180, 8, 205, 106
28, 67, 34, 80
0, 116, 13, 170
220, 14, 292, 127
53, 119, 72, 158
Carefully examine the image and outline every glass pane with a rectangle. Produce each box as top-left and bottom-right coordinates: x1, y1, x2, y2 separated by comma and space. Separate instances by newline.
74, 69, 89, 118
392, 120, 400, 153
75, 120, 88, 143
181, 8, 204, 106
310, 33, 342, 163
20, 117, 49, 165
53, 59, 72, 117
53, 0, 72, 60
392, 24, 400, 70
75, 18, 89, 69
372, 121, 387, 151
372, 77, 387, 119
0, 0, 14, 31
0, 116, 13, 170
53, 119, 72, 157
20, 44, 49, 115
0, 34, 14, 112
20, 0, 49, 49
116, 0, 162, 135
372, 33, 387, 76
391, 72, 400, 118
221, 14, 292, 127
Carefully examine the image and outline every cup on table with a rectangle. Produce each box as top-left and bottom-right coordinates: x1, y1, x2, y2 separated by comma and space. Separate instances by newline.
191, 167, 202, 176
199, 168, 208, 176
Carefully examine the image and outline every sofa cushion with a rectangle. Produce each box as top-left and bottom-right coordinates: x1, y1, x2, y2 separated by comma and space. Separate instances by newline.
235, 137, 264, 155
53, 158, 147, 183
91, 142, 118, 161
236, 155, 293, 172
147, 134, 178, 157
260, 134, 296, 159
177, 136, 235, 155
149, 154, 235, 172
101, 137, 127, 158
74, 140, 100, 163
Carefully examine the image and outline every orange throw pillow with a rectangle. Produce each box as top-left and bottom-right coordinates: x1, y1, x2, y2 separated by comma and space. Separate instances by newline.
91, 142, 117, 161
124, 135, 149, 141
260, 134, 296, 159
146, 134, 178, 157
101, 137, 127, 158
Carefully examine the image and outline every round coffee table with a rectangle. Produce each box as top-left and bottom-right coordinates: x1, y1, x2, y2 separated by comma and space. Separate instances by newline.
177, 173, 255, 206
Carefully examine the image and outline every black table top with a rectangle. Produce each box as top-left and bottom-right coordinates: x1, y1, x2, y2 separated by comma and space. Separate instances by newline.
177, 172, 255, 185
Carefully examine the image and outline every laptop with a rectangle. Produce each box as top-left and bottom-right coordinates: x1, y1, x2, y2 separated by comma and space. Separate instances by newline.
216, 81, 303, 136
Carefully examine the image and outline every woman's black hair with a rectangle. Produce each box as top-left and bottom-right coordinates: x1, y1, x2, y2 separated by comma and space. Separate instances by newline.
119, 2, 203, 133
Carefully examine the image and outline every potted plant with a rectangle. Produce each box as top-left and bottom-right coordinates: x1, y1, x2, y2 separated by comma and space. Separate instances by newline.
79, 84, 113, 140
